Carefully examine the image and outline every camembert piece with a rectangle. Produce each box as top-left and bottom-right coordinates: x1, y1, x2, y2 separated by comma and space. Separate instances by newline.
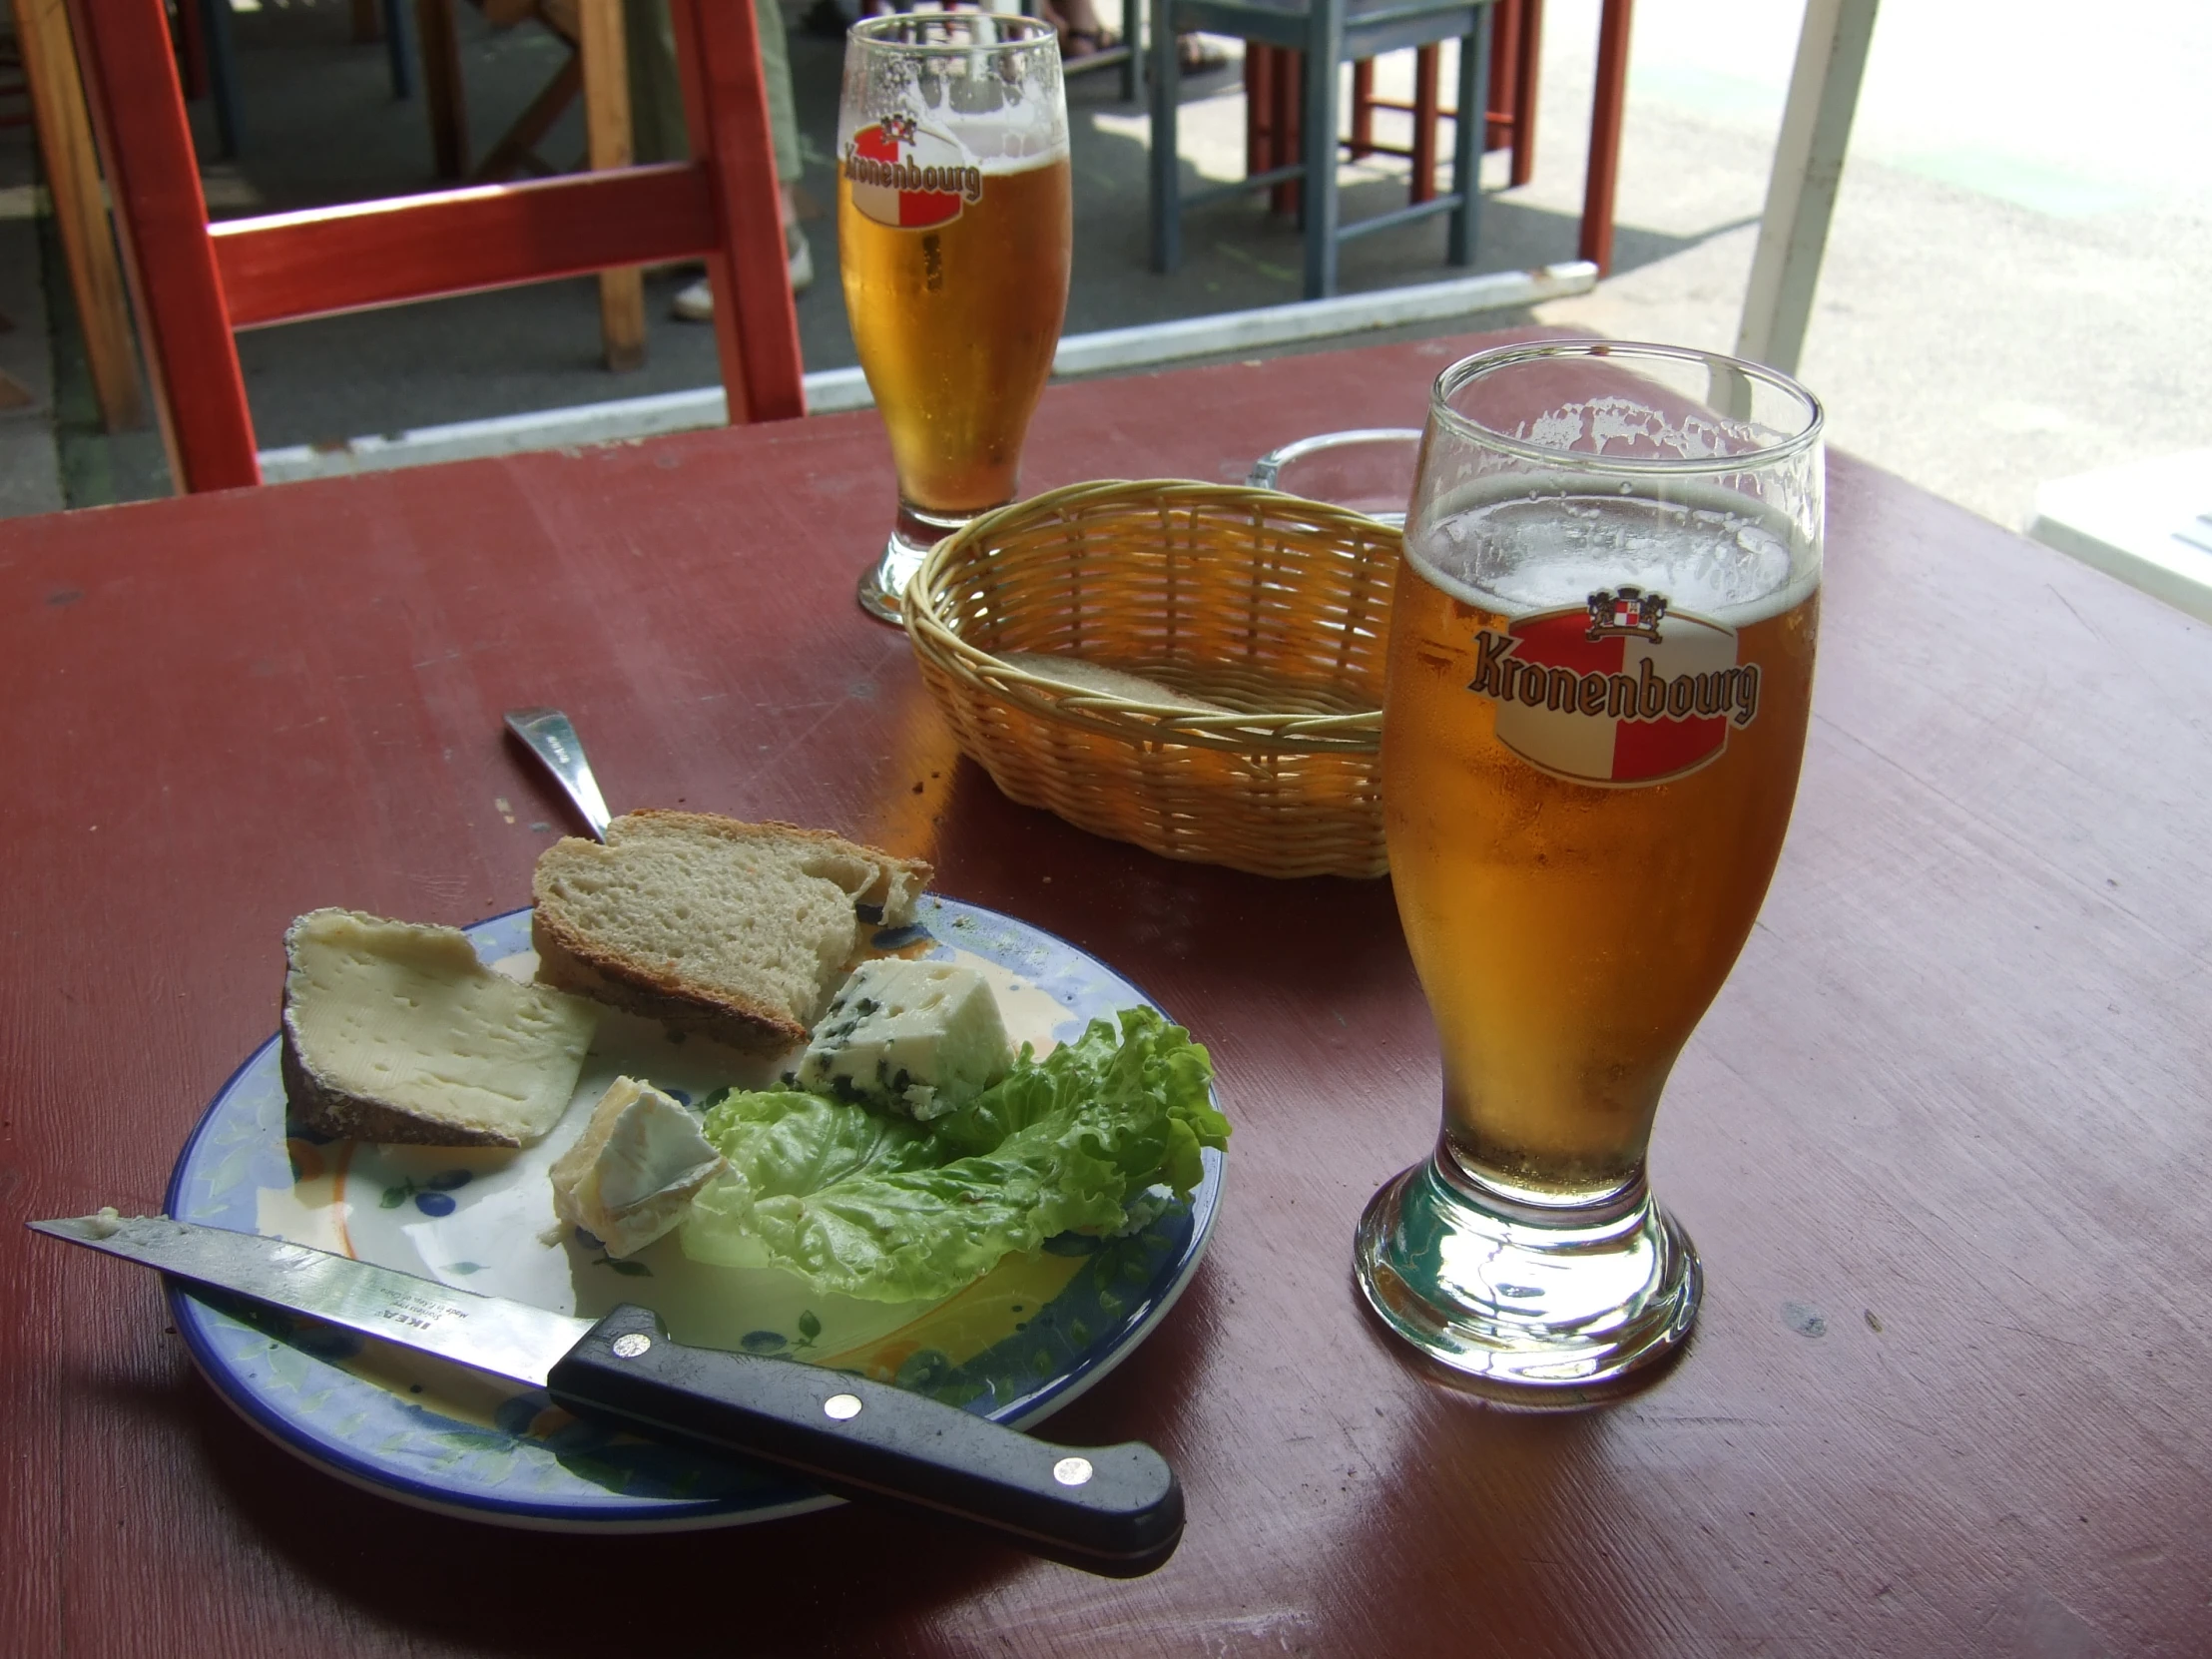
549, 1076, 728, 1258
795, 958, 1014, 1120
279, 908, 597, 1147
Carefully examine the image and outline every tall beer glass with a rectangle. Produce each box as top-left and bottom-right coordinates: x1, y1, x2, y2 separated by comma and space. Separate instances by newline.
837, 13, 1070, 623
1355, 341, 1825, 1394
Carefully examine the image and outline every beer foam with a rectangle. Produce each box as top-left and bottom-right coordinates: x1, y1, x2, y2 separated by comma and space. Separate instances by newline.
966, 140, 1073, 173
835, 109, 1069, 173
834, 126, 1068, 176
1405, 478, 1821, 627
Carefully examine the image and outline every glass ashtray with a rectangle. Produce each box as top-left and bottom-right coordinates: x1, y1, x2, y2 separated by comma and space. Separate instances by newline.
1248, 429, 1423, 527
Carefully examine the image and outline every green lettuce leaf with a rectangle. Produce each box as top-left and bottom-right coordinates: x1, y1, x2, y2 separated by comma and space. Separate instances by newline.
680, 1007, 1227, 1303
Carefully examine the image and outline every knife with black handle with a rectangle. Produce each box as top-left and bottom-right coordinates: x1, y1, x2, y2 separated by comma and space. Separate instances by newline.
30, 1213, 1183, 1576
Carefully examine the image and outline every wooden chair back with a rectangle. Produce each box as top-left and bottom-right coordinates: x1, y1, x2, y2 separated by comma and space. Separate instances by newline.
64, 0, 804, 493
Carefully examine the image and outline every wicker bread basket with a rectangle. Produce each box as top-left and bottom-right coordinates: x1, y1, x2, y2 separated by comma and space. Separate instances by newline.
904, 479, 1399, 878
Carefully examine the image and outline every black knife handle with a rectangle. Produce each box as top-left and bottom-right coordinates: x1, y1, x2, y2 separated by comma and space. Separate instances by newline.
547, 1306, 1183, 1576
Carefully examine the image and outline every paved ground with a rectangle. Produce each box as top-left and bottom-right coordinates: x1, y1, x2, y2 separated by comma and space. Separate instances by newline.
1525, 0, 2212, 532
4, 0, 2208, 537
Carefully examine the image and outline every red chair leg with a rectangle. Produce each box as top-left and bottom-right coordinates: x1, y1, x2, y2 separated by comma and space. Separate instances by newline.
1409, 43, 1438, 203
1486, 0, 1515, 153
1512, 0, 1541, 187
68, 0, 257, 491
669, 0, 803, 422
1349, 59, 1374, 159
1249, 43, 1301, 216
1245, 37, 1274, 176
1271, 46, 1300, 216
1580, 0, 1628, 272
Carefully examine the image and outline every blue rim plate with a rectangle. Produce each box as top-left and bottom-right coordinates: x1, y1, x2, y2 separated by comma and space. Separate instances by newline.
163, 895, 1225, 1532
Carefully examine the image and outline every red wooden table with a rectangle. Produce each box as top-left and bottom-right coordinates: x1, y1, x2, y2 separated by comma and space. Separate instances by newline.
4, 331, 2209, 1657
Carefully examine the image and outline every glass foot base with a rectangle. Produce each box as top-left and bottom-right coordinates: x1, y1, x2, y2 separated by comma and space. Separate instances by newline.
1354, 1154, 1701, 1401
856, 500, 999, 625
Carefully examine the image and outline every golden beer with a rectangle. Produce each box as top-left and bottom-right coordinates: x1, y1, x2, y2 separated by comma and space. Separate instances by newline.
836, 11, 1068, 623
838, 155, 1072, 515
1357, 339, 1826, 1392
1383, 494, 1820, 1196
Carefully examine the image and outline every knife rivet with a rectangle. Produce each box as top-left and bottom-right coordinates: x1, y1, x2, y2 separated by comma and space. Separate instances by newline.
611, 1333, 652, 1359
823, 1393, 863, 1420
1052, 1456, 1094, 1487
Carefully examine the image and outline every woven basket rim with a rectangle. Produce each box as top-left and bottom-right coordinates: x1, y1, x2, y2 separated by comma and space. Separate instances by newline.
905, 479, 1392, 756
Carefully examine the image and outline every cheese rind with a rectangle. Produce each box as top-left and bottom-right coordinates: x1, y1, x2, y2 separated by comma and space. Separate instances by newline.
279, 908, 598, 1147
549, 1076, 729, 1257
794, 958, 1014, 1120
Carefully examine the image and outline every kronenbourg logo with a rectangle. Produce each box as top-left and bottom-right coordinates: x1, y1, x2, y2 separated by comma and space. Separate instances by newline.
1468, 586, 1761, 786
845, 113, 984, 230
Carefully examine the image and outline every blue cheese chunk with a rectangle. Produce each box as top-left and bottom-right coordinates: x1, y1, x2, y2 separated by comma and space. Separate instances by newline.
795, 959, 1014, 1120
549, 1076, 729, 1257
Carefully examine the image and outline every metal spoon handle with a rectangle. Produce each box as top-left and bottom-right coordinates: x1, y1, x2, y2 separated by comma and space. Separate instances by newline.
503, 708, 613, 841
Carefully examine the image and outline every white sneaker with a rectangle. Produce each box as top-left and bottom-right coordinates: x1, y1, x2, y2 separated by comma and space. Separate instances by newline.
672, 277, 713, 320
672, 228, 814, 320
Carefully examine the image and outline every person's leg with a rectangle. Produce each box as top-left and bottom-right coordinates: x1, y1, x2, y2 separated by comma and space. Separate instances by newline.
1046, 0, 1221, 73
637, 0, 810, 314
1041, 0, 1113, 57
751, 0, 803, 189
624, 0, 688, 166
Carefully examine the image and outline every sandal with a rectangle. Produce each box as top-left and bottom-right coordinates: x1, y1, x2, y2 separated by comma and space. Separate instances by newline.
1178, 33, 1230, 74
1064, 26, 1120, 60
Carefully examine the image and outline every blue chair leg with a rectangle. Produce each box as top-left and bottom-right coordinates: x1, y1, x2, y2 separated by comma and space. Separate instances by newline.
1447, 4, 1490, 266
1119, 0, 1141, 103
1300, 6, 1345, 296
1148, 0, 1181, 272
383, 0, 413, 99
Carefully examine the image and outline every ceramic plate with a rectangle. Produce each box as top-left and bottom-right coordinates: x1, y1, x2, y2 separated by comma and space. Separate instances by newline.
164, 896, 1224, 1531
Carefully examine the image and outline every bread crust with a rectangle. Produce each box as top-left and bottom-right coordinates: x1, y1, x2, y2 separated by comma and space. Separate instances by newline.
601, 812, 932, 921
530, 813, 934, 1052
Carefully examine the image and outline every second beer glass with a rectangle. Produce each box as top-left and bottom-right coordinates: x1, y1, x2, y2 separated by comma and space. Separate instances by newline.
836, 14, 1070, 623
1356, 341, 1826, 1395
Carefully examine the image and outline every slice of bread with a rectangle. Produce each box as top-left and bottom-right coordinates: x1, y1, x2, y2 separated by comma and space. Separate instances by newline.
280, 908, 598, 1147
997, 651, 1230, 712
531, 811, 932, 1054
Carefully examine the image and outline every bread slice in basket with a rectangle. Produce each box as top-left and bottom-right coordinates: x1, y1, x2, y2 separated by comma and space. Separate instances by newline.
531, 811, 932, 1054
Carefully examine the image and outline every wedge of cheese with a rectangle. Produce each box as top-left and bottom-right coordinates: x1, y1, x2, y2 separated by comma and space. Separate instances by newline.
794, 958, 1014, 1120
279, 908, 598, 1147
549, 1076, 728, 1257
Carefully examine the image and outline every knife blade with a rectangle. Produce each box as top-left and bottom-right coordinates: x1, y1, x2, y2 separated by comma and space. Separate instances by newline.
30, 1213, 1183, 1575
